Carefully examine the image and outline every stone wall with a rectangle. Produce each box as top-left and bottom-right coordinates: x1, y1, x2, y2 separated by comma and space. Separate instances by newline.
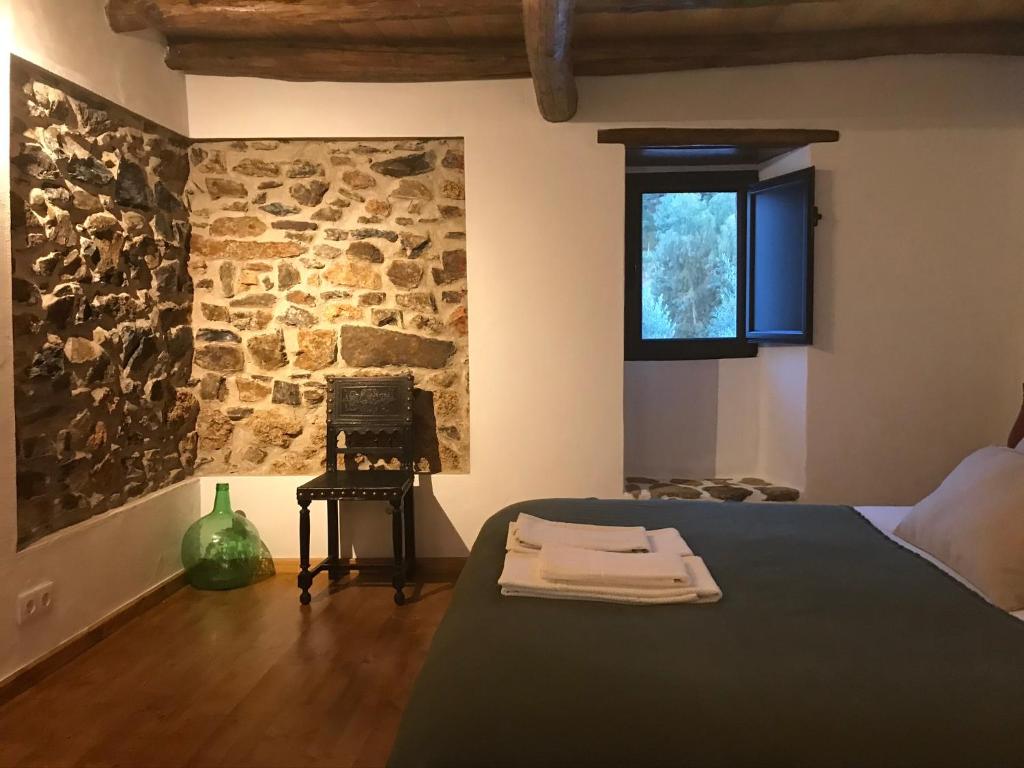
9, 59, 197, 548
186, 138, 469, 474
7, 61, 470, 546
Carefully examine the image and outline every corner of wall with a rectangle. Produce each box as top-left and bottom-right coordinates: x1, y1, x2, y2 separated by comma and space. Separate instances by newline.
9, 0, 189, 136
0, 478, 201, 683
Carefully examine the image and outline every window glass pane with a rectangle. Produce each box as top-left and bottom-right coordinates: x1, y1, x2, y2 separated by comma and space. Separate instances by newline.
640, 191, 738, 340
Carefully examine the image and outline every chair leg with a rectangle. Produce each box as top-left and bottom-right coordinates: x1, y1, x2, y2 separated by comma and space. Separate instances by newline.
327, 499, 341, 580
390, 498, 406, 605
298, 500, 312, 606
404, 488, 416, 579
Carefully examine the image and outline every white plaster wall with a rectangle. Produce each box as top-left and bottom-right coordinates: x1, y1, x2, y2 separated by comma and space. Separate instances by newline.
804, 129, 1024, 504
756, 347, 808, 490
714, 357, 761, 479
625, 350, 806, 490
0, 481, 199, 682
186, 55, 1024, 556
9, 0, 188, 134
0, 0, 194, 682
624, 360, 718, 480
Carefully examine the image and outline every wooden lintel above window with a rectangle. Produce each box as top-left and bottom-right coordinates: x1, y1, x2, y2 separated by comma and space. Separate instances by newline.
599, 128, 839, 167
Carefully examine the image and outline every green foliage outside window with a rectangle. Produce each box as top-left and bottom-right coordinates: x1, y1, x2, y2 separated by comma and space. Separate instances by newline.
640, 191, 738, 340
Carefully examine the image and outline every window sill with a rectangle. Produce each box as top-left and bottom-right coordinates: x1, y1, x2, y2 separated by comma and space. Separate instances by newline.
625, 339, 759, 362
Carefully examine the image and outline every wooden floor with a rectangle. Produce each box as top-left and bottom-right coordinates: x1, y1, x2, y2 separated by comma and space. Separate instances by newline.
0, 575, 455, 768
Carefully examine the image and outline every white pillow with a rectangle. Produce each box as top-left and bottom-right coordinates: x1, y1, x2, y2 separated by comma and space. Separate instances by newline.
1016, 438, 1024, 454
894, 446, 1024, 612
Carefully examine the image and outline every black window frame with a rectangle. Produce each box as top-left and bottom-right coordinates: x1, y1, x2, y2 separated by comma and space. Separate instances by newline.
624, 169, 759, 361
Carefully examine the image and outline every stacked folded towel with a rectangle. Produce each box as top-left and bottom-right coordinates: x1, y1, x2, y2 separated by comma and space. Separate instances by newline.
540, 546, 688, 588
506, 517, 694, 557
499, 514, 722, 606
513, 514, 650, 553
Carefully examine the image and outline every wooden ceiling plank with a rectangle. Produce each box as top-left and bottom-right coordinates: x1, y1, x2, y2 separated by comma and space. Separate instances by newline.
111, 0, 817, 39
577, 0, 820, 10
161, 20, 1022, 83
447, 14, 490, 42
108, 0, 1024, 48
523, 0, 579, 122
165, 40, 530, 82
410, 16, 460, 44
162, 18, 1023, 84
575, 2, 1024, 43
123, 0, 523, 37
576, 22, 1024, 75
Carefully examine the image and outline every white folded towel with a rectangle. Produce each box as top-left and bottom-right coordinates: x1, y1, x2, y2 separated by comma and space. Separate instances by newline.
513, 514, 650, 553
498, 551, 723, 606
539, 545, 689, 588
647, 528, 693, 557
506, 523, 693, 558
678, 556, 723, 603
499, 550, 698, 605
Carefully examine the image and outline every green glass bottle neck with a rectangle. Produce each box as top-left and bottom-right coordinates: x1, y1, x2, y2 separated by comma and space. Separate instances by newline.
211, 486, 233, 516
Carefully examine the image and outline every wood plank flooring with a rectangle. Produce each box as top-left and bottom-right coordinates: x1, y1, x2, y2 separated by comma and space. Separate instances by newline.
0, 575, 455, 768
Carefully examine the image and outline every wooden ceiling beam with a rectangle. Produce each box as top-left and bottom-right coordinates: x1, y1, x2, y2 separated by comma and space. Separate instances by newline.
109, 0, 520, 36
166, 41, 530, 82
575, 22, 1024, 75
163, 22, 1024, 83
106, 0, 822, 37
105, 0, 153, 32
523, 0, 578, 122
580, 0, 818, 11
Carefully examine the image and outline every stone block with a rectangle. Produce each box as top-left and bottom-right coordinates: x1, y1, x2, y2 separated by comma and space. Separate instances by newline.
247, 331, 288, 370
295, 329, 337, 371
340, 326, 454, 369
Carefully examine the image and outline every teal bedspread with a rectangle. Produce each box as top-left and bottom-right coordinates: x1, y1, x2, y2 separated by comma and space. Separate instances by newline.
389, 500, 1024, 768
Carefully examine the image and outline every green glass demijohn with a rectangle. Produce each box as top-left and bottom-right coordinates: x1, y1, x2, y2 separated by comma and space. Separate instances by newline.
181, 483, 274, 590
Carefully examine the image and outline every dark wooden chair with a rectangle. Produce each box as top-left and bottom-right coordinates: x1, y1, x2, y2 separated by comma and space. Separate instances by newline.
296, 374, 416, 606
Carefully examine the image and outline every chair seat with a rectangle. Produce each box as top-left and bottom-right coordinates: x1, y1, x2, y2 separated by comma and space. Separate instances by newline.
297, 470, 413, 502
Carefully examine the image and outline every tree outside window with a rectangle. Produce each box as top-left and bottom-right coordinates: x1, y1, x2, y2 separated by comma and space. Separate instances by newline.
640, 191, 738, 340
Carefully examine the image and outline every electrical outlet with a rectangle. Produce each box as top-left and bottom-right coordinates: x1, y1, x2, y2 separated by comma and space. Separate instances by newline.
16, 581, 54, 626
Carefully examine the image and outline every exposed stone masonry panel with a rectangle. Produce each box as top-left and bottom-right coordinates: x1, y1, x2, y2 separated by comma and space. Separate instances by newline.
10, 60, 197, 548
187, 138, 469, 474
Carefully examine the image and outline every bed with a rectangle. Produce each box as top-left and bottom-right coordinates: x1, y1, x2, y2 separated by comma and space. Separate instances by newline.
388, 499, 1024, 768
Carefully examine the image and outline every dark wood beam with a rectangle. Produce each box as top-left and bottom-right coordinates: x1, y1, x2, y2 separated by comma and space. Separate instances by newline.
105, 0, 153, 32
111, 0, 519, 36
106, 0, 820, 37
597, 128, 840, 146
523, 0, 578, 122
600, 128, 839, 165
164, 22, 1024, 83
166, 41, 530, 82
575, 23, 1024, 75
581, 0, 817, 11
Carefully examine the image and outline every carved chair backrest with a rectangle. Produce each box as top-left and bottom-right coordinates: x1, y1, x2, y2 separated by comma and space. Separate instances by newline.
326, 375, 414, 472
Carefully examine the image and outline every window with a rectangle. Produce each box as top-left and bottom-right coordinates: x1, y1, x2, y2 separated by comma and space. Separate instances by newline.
625, 168, 816, 360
